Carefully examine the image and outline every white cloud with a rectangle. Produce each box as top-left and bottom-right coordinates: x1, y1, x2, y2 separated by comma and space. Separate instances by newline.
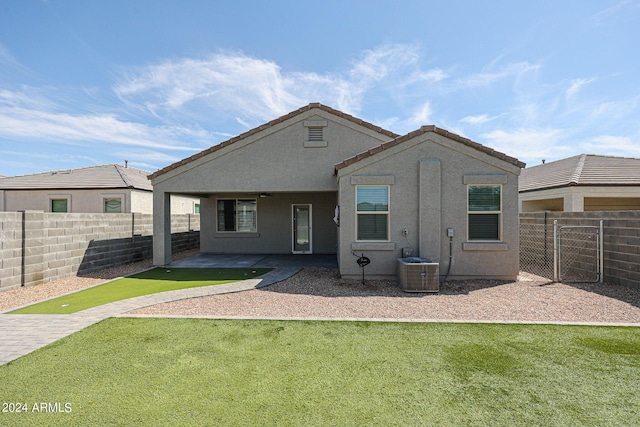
114, 44, 423, 124
566, 78, 596, 99
581, 135, 640, 157
0, 90, 206, 151
460, 114, 500, 125
481, 128, 569, 163
409, 102, 433, 126
458, 62, 540, 89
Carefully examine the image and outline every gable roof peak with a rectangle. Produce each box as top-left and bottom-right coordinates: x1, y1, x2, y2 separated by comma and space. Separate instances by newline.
334, 125, 525, 173
148, 103, 399, 180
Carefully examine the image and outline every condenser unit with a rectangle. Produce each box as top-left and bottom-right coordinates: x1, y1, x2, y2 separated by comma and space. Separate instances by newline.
397, 258, 439, 293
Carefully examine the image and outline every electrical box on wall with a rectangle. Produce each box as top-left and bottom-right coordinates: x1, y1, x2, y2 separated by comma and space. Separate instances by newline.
402, 247, 413, 257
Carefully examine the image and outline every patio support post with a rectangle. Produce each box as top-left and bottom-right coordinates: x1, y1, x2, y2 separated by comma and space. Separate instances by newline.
153, 191, 172, 266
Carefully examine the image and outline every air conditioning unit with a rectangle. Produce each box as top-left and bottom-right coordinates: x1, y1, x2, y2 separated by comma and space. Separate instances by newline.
397, 258, 439, 292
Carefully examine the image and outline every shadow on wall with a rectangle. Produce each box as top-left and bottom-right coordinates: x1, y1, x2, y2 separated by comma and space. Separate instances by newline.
77, 231, 199, 276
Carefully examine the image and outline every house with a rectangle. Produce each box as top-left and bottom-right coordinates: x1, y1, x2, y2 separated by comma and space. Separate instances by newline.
519, 154, 640, 212
149, 103, 524, 280
0, 164, 199, 214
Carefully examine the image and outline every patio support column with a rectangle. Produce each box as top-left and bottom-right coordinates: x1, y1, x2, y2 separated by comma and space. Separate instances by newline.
153, 191, 172, 266
419, 159, 441, 262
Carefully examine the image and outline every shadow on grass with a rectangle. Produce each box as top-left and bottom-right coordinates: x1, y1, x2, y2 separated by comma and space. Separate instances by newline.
130, 267, 272, 282
10, 268, 272, 314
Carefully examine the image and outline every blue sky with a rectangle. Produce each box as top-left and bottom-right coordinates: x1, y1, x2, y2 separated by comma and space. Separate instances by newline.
1, 0, 638, 176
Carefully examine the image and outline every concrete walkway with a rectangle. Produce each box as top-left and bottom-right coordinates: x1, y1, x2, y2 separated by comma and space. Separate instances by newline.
0, 265, 303, 366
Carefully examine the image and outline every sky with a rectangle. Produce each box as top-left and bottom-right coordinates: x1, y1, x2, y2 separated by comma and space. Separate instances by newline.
0, 0, 639, 177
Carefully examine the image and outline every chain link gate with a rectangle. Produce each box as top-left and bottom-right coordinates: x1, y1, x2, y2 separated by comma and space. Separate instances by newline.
519, 222, 555, 279
520, 220, 603, 283
556, 223, 602, 283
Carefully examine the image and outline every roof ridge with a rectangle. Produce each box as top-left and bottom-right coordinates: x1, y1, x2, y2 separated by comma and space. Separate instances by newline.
570, 154, 587, 185
334, 126, 525, 173
113, 164, 134, 188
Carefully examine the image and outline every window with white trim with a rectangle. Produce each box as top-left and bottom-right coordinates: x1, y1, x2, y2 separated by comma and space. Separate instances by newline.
217, 199, 257, 232
356, 186, 389, 241
467, 185, 501, 240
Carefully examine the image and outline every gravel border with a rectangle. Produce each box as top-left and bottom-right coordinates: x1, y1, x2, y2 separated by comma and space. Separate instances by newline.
2, 257, 639, 324
130, 268, 640, 324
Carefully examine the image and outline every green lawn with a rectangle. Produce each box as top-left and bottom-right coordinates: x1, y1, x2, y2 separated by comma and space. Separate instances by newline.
1, 319, 639, 426
9, 268, 271, 314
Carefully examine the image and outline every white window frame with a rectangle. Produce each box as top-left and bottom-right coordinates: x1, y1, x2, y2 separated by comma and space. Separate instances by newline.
355, 185, 390, 242
216, 198, 258, 233
467, 184, 502, 241
291, 204, 313, 254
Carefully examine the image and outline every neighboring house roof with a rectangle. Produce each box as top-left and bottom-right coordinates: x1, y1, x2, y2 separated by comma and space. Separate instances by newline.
334, 125, 526, 173
148, 103, 400, 180
0, 164, 152, 191
519, 154, 640, 193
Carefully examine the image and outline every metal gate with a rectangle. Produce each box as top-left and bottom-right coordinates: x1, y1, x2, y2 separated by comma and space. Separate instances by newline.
555, 223, 602, 283
520, 220, 603, 283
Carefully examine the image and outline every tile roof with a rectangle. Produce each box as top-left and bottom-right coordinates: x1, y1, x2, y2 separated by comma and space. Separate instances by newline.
519, 154, 640, 192
334, 125, 526, 173
148, 103, 401, 180
0, 164, 152, 191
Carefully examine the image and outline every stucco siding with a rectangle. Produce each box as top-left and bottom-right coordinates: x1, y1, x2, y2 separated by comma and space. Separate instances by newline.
0, 189, 133, 213
200, 192, 337, 254
520, 186, 640, 212
337, 132, 521, 280
151, 112, 393, 194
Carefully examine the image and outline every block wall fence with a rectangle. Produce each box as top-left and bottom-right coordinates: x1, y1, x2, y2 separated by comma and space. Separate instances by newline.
0, 211, 200, 291
520, 211, 640, 288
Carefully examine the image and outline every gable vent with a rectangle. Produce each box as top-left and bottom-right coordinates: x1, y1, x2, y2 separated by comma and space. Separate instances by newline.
308, 127, 324, 142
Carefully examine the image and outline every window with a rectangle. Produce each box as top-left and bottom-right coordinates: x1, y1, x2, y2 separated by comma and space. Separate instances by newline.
104, 198, 122, 213
194, 203, 200, 214
356, 186, 389, 240
217, 199, 257, 232
468, 185, 501, 240
51, 199, 68, 213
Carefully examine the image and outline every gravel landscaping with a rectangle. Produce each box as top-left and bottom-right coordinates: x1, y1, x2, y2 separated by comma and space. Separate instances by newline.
131, 268, 640, 324
3, 254, 640, 323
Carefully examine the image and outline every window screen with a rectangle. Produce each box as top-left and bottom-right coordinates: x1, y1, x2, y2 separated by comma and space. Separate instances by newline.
356, 186, 389, 240
468, 185, 501, 240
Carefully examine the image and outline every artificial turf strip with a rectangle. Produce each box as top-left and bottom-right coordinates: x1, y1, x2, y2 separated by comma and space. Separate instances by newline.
1, 320, 639, 426
8, 268, 271, 314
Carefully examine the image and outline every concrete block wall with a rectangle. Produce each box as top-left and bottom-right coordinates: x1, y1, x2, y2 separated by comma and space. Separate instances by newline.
520, 211, 640, 288
0, 212, 200, 291
0, 212, 23, 289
